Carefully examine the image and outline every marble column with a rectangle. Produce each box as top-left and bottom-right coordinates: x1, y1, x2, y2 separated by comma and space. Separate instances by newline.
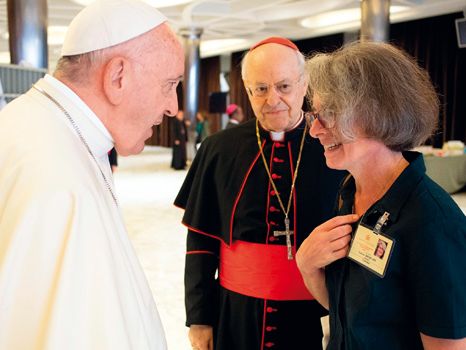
360, 0, 390, 42
179, 27, 202, 160
179, 27, 203, 123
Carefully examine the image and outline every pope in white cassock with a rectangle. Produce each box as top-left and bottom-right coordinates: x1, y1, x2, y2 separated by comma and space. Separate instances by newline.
0, 1, 184, 349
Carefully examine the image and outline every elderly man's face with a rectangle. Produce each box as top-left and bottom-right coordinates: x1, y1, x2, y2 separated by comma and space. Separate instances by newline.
114, 24, 184, 156
243, 44, 307, 132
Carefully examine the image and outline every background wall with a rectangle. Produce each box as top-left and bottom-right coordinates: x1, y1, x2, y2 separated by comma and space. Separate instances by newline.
148, 12, 466, 147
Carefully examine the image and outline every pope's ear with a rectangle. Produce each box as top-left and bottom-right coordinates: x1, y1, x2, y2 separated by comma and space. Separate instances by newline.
102, 56, 129, 105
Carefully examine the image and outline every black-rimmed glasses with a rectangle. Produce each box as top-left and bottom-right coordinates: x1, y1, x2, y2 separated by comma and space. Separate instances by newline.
305, 109, 336, 129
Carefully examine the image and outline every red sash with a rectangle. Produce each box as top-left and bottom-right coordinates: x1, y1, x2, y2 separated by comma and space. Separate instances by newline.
219, 241, 314, 301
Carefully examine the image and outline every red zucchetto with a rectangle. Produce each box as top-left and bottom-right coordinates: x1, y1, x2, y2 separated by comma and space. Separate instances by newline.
250, 36, 299, 51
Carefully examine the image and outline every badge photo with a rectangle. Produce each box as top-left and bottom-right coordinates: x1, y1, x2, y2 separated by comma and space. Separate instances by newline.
347, 224, 395, 278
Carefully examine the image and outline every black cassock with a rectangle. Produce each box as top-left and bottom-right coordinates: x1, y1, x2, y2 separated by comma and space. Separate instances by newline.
171, 117, 188, 170
175, 118, 345, 350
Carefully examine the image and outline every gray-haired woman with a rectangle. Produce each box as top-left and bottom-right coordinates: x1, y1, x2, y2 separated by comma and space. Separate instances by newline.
297, 41, 466, 350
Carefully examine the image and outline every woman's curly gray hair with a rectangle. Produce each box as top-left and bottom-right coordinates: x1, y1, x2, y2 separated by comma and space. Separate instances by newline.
306, 41, 439, 151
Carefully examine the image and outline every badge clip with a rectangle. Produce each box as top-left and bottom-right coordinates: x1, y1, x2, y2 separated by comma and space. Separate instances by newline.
373, 211, 390, 234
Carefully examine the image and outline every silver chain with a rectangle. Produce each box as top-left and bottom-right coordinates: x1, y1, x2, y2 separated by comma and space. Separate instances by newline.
33, 85, 119, 206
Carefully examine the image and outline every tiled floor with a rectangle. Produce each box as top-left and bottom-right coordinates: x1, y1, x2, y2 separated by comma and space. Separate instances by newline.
115, 146, 466, 350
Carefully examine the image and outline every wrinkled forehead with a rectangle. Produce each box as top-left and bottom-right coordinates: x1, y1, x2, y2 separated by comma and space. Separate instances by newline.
149, 23, 183, 54
244, 44, 301, 83
146, 24, 184, 73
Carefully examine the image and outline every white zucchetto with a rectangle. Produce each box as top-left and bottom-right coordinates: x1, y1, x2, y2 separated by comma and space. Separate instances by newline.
61, 0, 167, 56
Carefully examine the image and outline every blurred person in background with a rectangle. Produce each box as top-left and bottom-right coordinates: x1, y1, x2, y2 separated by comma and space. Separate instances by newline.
225, 103, 244, 129
171, 109, 188, 170
195, 111, 209, 151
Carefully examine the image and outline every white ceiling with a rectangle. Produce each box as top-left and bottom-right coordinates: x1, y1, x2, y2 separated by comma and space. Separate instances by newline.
0, 0, 465, 69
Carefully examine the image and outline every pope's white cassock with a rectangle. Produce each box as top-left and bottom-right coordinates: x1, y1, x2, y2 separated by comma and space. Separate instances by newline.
0, 74, 166, 349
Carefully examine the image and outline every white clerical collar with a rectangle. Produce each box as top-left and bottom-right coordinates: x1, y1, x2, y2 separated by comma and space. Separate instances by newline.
42, 74, 113, 158
44, 74, 113, 142
267, 112, 304, 141
270, 131, 285, 141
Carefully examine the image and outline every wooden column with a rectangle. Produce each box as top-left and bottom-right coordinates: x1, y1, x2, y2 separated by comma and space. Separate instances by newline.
7, 0, 48, 68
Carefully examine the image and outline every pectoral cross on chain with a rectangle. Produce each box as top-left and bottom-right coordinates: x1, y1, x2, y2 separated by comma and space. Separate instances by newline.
273, 217, 294, 260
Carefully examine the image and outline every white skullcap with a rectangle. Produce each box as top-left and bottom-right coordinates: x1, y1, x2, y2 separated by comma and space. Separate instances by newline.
61, 0, 167, 56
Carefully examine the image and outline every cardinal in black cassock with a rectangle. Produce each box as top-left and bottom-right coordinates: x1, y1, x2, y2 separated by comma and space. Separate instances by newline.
175, 37, 345, 350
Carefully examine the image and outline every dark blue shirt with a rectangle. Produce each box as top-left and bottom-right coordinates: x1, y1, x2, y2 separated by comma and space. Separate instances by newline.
326, 151, 466, 350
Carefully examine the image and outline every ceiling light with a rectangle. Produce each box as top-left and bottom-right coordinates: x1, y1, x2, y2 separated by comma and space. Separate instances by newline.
71, 0, 193, 8
144, 0, 193, 7
300, 6, 408, 29
200, 38, 248, 55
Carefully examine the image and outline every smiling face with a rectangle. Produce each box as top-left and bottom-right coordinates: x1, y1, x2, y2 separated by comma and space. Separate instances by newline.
242, 44, 307, 132
309, 94, 392, 175
308, 93, 348, 169
309, 93, 367, 171
375, 240, 387, 258
112, 24, 184, 156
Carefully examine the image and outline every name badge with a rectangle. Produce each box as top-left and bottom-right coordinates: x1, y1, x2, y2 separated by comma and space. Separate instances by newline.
347, 212, 395, 278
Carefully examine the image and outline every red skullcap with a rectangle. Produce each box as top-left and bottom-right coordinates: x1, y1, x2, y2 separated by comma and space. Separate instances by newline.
250, 36, 299, 52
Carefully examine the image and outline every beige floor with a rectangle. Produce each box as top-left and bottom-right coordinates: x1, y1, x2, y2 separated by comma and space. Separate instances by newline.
452, 192, 466, 214
115, 146, 466, 350
114, 146, 190, 350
